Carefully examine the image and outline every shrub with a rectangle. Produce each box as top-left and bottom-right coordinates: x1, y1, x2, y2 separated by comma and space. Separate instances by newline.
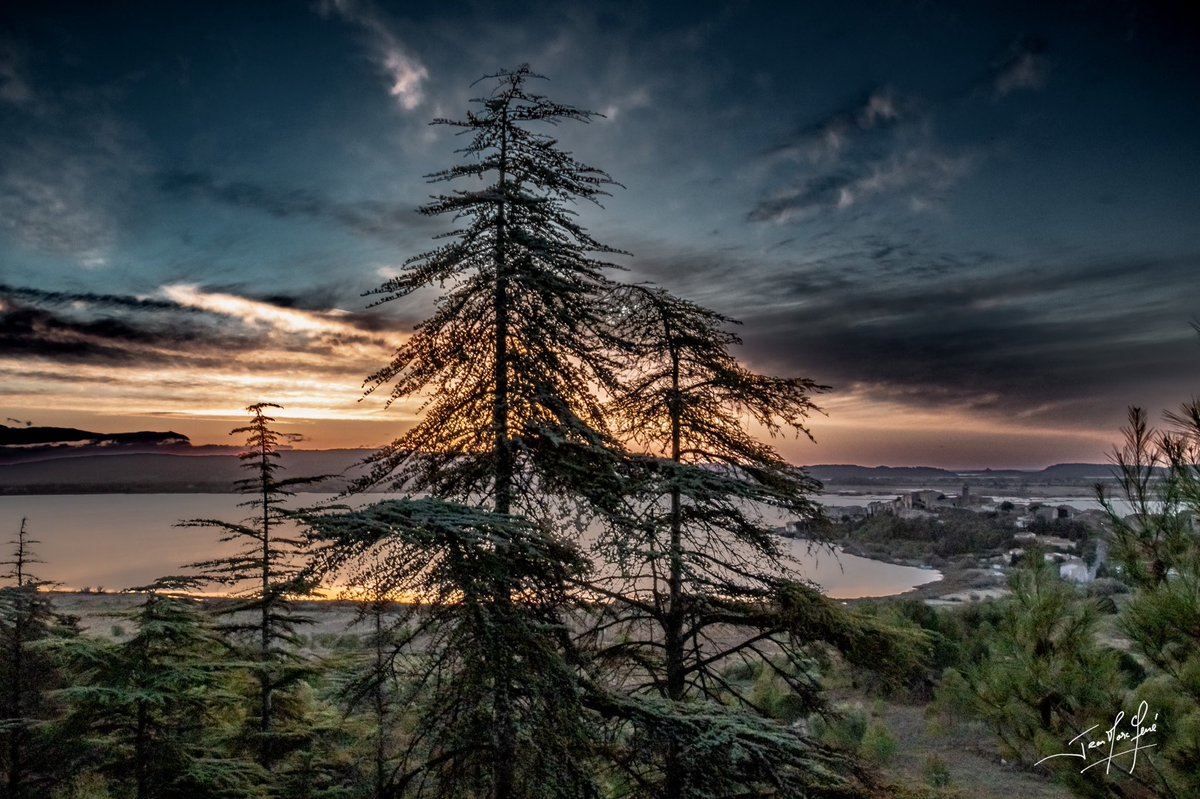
860, 721, 897, 765
922, 754, 951, 787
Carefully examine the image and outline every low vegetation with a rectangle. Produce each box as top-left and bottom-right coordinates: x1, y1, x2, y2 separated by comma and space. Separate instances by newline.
834, 508, 1018, 563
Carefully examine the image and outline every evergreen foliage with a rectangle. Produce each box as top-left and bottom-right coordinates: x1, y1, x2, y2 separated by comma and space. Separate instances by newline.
1098, 404, 1200, 797
587, 284, 922, 797
310, 500, 598, 799
0, 518, 78, 798
586, 691, 885, 799
312, 65, 633, 799
175, 403, 326, 770
51, 588, 263, 798
358, 63, 626, 517
939, 557, 1130, 797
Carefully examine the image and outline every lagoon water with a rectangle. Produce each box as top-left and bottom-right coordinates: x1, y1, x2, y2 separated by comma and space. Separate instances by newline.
0, 493, 941, 599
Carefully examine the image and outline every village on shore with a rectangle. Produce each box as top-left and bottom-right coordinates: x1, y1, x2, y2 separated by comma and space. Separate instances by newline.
778, 479, 1159, 606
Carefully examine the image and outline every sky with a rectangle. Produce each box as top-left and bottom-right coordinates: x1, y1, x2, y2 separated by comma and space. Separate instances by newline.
1, 0, 1198, 469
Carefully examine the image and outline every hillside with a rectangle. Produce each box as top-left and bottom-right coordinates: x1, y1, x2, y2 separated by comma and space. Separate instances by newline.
0, 450, 371, 494
0, 451, 1126, 495
808, 462, 1121, 488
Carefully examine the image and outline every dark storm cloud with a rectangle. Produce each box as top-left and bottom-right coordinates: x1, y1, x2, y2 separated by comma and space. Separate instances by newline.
0, 299, 218, 362
623, 225, 1197, 430
0, 283, 384, 367
159, 171, 428, 245
738, 251, 1199, 426
0, 284, 192, 312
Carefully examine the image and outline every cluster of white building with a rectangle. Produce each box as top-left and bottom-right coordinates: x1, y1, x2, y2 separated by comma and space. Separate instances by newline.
859, 483, 1112, 584
865, 483, 989, 519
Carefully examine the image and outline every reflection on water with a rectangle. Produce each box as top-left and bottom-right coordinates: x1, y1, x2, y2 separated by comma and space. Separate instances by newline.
0, 493, 941, 599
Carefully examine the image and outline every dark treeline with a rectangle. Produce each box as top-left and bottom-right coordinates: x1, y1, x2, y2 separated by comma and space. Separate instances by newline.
1, 67, 1198, 799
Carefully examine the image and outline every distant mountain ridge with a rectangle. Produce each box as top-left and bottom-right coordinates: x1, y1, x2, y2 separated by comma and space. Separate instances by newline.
806, 462, 1121, 484
0, 447, 1124, 495
806, 465, 955, 480
0, 425, 1124, 493
0, 424, 199, 465
0, 424, 189, 448
0, 449, 372, 494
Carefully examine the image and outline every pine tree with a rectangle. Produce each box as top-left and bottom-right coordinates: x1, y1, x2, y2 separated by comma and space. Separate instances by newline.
177, 402, 324, 769
1098, 404, 1200, 797
939, 556, 1131, 798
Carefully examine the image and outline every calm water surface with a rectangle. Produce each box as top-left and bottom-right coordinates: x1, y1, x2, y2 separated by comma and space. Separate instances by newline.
0, 493, 941, 599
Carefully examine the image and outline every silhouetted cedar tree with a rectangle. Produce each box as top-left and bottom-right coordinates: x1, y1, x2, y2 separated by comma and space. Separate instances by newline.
175, 402, 329, 769
311, 65, 628, 799
588, 284, 925, 798
51, 585, 264, 799
0, 518, 79, 798
357, 63, 627, 515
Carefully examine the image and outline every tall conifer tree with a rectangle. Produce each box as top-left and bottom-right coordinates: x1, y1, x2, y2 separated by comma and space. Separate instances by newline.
590, 284, 921, 798
177, 402, 323, 769
315, 65, 627, 799
0, 519, 77, 797
359, 63, 625, 512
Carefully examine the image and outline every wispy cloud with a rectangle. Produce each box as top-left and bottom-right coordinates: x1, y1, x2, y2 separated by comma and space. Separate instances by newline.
0, 50, 144, 267
749, 147, 975, 223
158, 170, 426, 245
161, 283, 368, 338
773, 87, 908, 164
0, 43, 33, 106
0, 143, 128, 266
317, 0, 429, 111
0, 283, 393, 364
989, 35, 1049, 98
0, 285, 227, 362
750, 33, 1049, 225
599, 85, 652, 122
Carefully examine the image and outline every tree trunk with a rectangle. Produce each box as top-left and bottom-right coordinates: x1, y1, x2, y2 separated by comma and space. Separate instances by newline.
260, 432, 273, 767
664, 338, 686, 799
374, 602, 387, 799
135, 699, 148, 799
490, 105, 517, 799
7, 595, 26, 798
